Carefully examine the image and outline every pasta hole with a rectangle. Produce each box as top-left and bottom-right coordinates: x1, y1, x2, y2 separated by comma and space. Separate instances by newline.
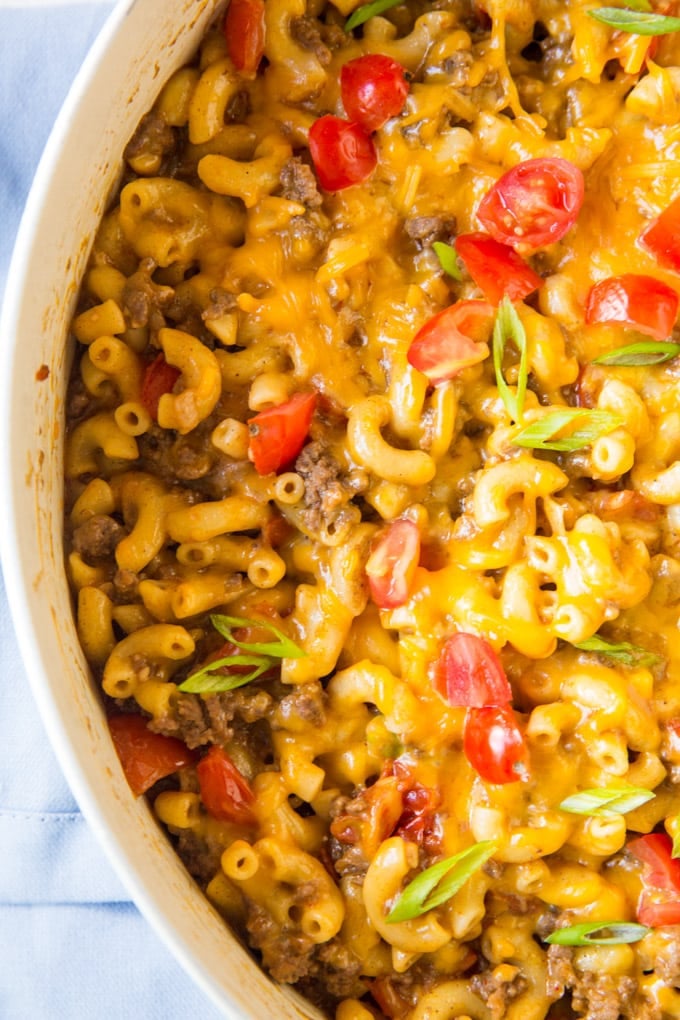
287, 904, 303, 924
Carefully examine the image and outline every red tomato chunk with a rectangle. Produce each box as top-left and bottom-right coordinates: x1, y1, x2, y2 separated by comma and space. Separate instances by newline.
196, 745, 257, 825
224, 0, 266, 75
454, 232, 543, 305
640, 193, 680, 273
247, 391, 316, 475
407, 300, 495, 384
340, 54, 409, 132
477, 157, 584, 251
585, 274, 679, 340
108, 714, 196, 796
433, 632, 512, 707
365, 518, 421, 609
463, 704, 529, 785
140, 353, 181, 421
308, 115, 377, 192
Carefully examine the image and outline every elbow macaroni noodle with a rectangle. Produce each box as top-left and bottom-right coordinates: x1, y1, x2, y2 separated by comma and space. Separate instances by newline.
62, 1, 680, 1017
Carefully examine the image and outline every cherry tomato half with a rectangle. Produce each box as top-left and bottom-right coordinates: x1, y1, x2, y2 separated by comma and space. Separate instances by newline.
640, 193, 680, 273
340, 54, 409, 132
308, 115, 377, 192
224, 0, 266, 75
433, 632, 512, 708
108, 714, 196, 796
247, 391, 316, 475
454, 232, 543, 305
629, 832, 680, 927
407, 299, 495, 384
196, 745, 257, 825
585, 274, 679, 340
140, 353, 181, 421
463, 705, 529, 784
365, 518, 421, 609
476, 157, 585, 251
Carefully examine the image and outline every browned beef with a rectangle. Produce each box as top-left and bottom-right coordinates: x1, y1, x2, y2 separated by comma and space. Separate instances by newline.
124, 112, 176, 170
121, 258, 174, 330
201, 287, 238, 322
280, 157, 323, 209
72, 514, 126, 561
290, 16, 332, 65
276, 682, 326, 728
176, 828, 224, 884
546, 945, 637, 1020
295, 441, 348, 532
246, 903, 316, 983
112, 569, 139, 602
150, 690, 272, 748
470, 968, 528, 1020
404, 215, 456, 248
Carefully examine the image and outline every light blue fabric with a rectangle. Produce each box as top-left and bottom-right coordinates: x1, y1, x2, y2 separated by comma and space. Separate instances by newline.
0, 6, 226, 1016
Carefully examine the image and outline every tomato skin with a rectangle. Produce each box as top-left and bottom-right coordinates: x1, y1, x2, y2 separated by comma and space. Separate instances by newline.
463, 705, 528, 784
140, 353, 181, 421
365, 519, 421, 609
308, 116, 377, 192
407, 299, 495, 384
434, 632, 512, 708
247, 391, 316, 475
108, 714, 196, 796
454, 232, 543, 304
477, 157, 585, 251
585, 274, 679, 340
640, 194, 680, 273
224, 0, 265, 75
196, 746, 257, 825
629, 833, 680, 927
340, 54, 409, 132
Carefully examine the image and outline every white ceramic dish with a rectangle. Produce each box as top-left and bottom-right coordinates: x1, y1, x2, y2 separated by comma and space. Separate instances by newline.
0, 2, 317, 1016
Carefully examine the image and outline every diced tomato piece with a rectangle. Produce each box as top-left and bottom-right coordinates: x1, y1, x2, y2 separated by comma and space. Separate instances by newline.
629, 832, 680, 927
308, 115, 377, 192
196, 745, 257, 825
454, 232, 543, 304
224, 0, 266, 75
585, 274, 679, 340
365, 519, 421, 610
140, 353, 181, 421
433, 632, 512, 707
477, 157, 584, 251
463, 705, 529, 784
340, 54, 409, 132
108, 714, 196, 796
640, 194, 680, 273
247, 391, 316, 475
407, 299, 495, 384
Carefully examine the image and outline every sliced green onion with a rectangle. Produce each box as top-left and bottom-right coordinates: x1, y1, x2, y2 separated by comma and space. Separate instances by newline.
587, 8, 680, 34
592, 341, 680, 366
559, 786, 654, 816
178, 614, 305, 693
386, 842, 496, 923
573, 634, 662, 668
493, 296, 528, 423
513, 408, 623, 452
432, 241, 462, 281
178, 655, 275, 693
345, 0, 402, 31
669, 816, 680, 858
210, 613, 306, 659
545, 921, 649, 946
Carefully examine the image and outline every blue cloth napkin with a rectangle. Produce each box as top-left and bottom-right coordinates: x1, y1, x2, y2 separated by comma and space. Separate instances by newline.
0, 5, 226, 1016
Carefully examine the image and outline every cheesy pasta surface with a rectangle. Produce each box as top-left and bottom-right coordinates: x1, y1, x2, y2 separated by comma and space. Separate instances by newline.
64, 1, 680, 1017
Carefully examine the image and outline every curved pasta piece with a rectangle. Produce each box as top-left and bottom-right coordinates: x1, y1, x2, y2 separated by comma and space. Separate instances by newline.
157, 327, 222, 434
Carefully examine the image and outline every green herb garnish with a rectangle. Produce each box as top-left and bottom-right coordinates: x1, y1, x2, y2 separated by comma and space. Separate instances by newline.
545, 921, 649, 946
559, 786, 654, 816
587, 8, 680, 34
573, 634, 662, 668
592, 340, 680, 366
513, 408, 623, 451
345, 0, 402, 31
493, 296, 528, 423
386, 842, 496, 923
433, 241, 463, 281
178, 613, 305, 694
